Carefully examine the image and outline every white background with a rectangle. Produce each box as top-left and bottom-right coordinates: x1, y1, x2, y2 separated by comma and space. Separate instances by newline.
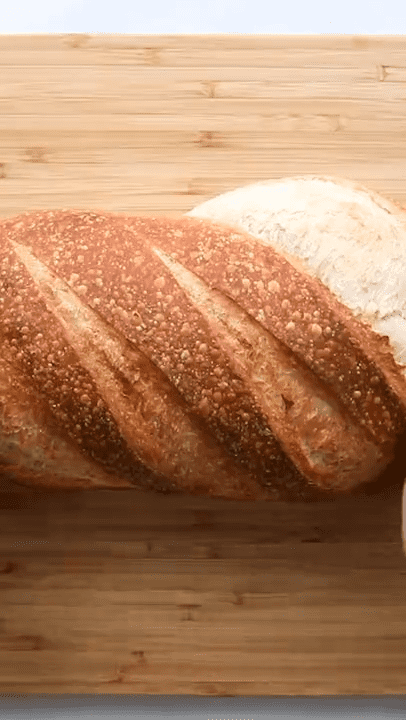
2, 0, 405, 34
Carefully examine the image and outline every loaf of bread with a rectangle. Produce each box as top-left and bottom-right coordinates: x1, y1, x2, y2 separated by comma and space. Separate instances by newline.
1, 178, 406, 500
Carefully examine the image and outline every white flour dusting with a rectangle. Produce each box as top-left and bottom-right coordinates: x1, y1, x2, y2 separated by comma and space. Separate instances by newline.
187, 175, 406, 368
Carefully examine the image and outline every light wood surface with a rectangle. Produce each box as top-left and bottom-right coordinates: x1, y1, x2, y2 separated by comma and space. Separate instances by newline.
1, 34, 406, 218
1, 33, 406, 696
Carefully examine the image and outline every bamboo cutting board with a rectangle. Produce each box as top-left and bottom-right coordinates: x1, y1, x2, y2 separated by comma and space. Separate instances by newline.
1, 486, 406, 695
0, 34, 406, 217
1, 34, 406, 696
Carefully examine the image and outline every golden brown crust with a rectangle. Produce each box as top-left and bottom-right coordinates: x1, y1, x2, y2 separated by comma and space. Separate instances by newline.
0, 353, 137, 491
1, 209, 405, 499
127, 214, 406, 447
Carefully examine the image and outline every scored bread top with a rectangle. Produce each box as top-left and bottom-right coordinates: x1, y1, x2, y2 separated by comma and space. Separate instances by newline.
0, 211, 278, 500
124, 214, 406, 448
0, 208, 404, 498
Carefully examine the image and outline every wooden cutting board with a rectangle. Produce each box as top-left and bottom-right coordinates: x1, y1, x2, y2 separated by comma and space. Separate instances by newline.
0, 482, 406, 696
0, 33, 406, 695
0, 34, 405, 217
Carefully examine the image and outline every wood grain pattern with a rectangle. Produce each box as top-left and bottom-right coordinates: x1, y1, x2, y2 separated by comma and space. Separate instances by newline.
0, 34, 406, 218
1, 34, 406, 696
1, 486, 406, 695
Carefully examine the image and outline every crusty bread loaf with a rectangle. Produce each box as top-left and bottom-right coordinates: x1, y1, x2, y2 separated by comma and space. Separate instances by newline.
1, 197, 406, 500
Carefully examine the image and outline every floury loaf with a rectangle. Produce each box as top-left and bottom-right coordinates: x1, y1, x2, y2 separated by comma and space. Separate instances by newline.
0, 180, 406, 500
188, 175, 406, 370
